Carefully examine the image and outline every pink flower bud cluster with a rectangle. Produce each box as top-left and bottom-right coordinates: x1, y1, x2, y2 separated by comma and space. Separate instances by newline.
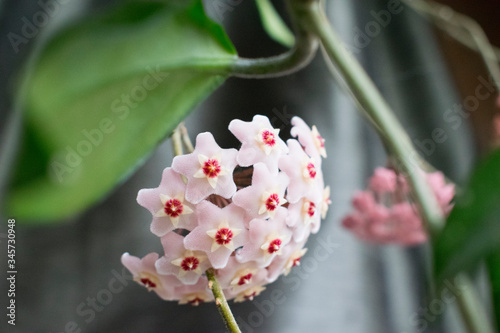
342, 167, 455, 245
122, 115, 330, 305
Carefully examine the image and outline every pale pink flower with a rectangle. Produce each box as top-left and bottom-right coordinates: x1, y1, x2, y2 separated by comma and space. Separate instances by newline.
155, 233, 210, 285
137, 168, 197, 237
282, 247, 308, 276
218, 257, 267, 302
279, 139, 320, 203
232, 162, 289, 220
176, 277, 214, 306
172, 132, 237, 204
121, 253, 182, 300
236, 209, 292, 267
266, 240, 307, 283
184, 202, 248, 269
286, 194, 322, 242
217, 257, 268, 297
229, 115, 288, 170
290, 116, 327, 159
321, 186, 332, 219
233, 285, 267, 303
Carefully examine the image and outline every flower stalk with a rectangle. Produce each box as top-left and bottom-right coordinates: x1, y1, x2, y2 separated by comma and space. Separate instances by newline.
179, 122, 195, 154
172, 123, 184, 156
206, 268, 242, 333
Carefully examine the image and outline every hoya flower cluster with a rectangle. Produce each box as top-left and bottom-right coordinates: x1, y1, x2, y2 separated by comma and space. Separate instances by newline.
122, 115, 330, 305
342, 167, 455, 245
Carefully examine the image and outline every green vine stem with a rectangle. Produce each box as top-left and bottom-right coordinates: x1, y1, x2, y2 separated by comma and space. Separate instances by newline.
206, 268, 242, 333
291, 0, 494, 332
229, 37, 317, 78
227, 1, 318, 78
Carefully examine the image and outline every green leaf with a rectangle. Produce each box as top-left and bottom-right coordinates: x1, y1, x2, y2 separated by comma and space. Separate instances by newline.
7, 1, 237, 222
487, 251, 500, 331
434, 149, 500, 282
255, 0, 295, 48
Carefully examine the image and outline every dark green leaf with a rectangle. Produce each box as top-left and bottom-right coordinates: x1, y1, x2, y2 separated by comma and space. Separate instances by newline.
434, 149, 500, 282
7, 0, 237, 222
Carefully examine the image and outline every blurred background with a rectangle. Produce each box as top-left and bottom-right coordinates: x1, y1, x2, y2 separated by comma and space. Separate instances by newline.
0, 0, 499, 332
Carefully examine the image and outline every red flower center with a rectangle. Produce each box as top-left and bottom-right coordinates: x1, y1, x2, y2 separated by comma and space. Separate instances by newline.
203, 159, 222, 178
237, 273, 253, 286
188, 297, 204, 306
181, 257, 200, 271
164, 199, 183, 217
261, 130, 276, 147
244, 291, 258, 301
140, 278, 156, 289
306, 162, 317, 179
267, 239, 282, 254
215, 228, 234, 245
292, 257, 301, 267
306, 202, 316, 217
265, 193, 280, 211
